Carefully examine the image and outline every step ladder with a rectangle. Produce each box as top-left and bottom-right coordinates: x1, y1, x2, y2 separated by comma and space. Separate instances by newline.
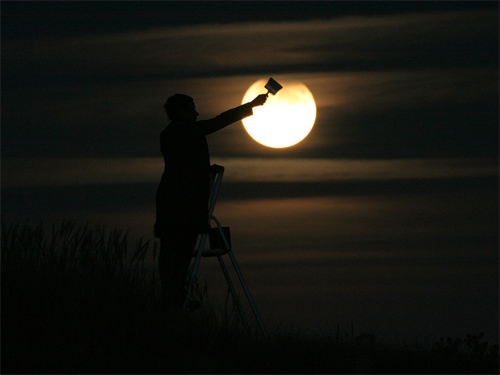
184, 164, 267, 338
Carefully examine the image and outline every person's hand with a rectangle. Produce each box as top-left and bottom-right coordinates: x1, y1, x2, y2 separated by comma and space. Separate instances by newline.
250, 94, 268, 107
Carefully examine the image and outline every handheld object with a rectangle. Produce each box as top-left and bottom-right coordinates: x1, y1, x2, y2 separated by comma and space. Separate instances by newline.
265, 77, 283, 96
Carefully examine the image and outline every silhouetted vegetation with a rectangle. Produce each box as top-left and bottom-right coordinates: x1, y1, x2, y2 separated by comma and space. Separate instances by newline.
2, 221, 498, 373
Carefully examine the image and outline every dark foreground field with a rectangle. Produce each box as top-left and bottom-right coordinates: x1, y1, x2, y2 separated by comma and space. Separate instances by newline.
2, 222, 498, 374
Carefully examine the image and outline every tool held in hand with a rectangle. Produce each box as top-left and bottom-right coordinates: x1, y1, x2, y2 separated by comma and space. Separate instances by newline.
265, 77, 283, 96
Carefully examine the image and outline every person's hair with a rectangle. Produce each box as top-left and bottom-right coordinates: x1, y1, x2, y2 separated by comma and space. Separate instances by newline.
164, 94, 194, 120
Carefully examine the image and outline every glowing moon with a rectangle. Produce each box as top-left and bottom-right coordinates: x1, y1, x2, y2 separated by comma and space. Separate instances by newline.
241, 79, 316, 148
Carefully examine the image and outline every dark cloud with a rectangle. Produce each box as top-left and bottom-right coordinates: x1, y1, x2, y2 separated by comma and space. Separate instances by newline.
3, 1, 495, 39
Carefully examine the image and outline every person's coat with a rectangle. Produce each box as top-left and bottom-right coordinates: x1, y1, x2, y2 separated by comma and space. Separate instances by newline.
154, 103, 254, 238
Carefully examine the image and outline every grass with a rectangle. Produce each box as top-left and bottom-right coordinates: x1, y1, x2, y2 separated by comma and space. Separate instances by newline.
2, 221, 498, 374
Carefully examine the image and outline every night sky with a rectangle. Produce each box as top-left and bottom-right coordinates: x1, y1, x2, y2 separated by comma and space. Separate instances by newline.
2, 1, 498, 343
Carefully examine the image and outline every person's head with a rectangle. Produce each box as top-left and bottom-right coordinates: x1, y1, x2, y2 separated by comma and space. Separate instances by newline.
164, 94, 199, 121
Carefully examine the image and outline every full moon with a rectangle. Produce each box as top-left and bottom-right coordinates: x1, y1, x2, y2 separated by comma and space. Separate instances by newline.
241, 79, 317, 148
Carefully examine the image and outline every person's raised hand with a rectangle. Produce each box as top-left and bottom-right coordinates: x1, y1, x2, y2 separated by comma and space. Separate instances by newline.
250, 94, 268, 107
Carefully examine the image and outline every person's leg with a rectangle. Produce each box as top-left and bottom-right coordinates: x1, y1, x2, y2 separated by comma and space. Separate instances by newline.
159, 229, 198, 308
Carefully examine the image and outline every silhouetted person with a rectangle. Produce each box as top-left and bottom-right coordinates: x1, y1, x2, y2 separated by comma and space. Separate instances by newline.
155, 93, 267, 309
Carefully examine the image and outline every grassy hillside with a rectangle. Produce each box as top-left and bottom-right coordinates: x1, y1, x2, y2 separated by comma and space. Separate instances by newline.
2, 221, 498, 373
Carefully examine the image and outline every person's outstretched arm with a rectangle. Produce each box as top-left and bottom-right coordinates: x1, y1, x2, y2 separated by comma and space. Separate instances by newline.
199, 94, 268, 135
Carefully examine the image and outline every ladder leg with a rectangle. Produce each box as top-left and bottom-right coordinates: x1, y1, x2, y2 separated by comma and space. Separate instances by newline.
184, 233, 207, 311
227, 250, 268, 338
216, 256, 252, 335
212, 219, 267, 338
